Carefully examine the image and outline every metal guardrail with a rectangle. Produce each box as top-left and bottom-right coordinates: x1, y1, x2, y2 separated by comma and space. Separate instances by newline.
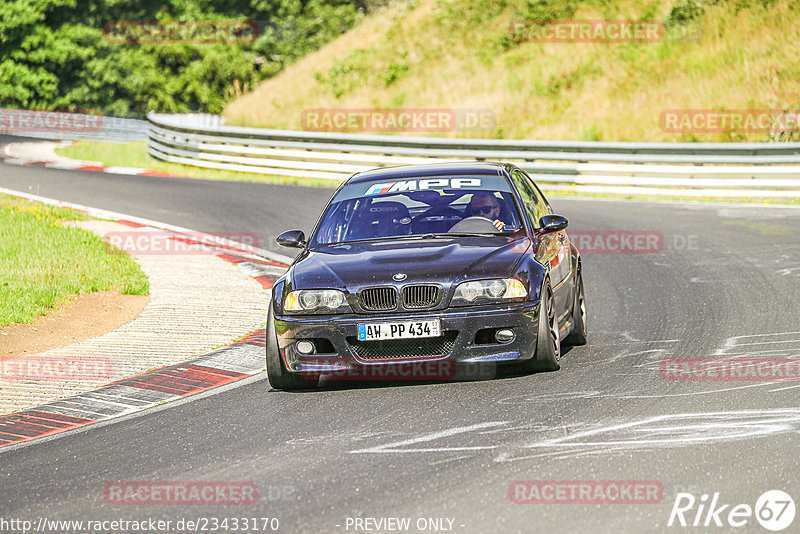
0, 110, 148, 142
147, 112, 800, 197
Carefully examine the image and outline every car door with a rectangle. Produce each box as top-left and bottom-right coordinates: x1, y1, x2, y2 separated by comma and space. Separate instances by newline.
514, 170, 573, 318
510, 169, 560, 276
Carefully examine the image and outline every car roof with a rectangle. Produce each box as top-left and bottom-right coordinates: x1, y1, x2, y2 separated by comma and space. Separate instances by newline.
344, 161, 513, 185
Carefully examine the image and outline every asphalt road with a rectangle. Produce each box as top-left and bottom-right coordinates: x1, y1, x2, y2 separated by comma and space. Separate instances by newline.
2, 144, 800, 533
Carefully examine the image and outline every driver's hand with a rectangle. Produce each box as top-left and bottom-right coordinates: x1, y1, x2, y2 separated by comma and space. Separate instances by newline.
492, 219, 505, 230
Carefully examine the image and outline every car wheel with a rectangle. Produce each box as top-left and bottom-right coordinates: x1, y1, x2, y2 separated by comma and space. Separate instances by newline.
266, 305, 318, 391
563, 267, 587, 346
522, 279, 561, 372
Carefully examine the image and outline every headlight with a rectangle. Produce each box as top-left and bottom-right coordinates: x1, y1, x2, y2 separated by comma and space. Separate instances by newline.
284, 289, 351, 314
451, 278, 527, 306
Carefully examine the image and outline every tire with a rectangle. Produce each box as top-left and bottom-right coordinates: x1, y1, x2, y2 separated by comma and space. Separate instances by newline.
265, 305, 318, 391
563, 267, 587, 346
522, 279, 561, 372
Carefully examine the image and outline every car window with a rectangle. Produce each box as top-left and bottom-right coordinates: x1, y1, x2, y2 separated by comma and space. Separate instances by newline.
312, 187, 523, 246
510, 170, 547, 228
521, 170, 553, 217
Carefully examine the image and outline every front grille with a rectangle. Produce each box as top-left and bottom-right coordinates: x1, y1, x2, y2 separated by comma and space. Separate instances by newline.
359, 287, 398, 311
402, 284, 442, 309
347, 331, 458, 361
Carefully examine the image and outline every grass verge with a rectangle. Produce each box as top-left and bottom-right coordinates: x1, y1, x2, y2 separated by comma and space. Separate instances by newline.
0, 195, 149, 326
55, 141, 343, 188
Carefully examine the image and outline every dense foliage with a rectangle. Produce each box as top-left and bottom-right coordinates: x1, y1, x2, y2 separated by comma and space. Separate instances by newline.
0, 0, 367, 116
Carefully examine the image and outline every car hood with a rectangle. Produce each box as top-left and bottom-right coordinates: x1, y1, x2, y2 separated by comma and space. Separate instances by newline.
290, 236, 531, 289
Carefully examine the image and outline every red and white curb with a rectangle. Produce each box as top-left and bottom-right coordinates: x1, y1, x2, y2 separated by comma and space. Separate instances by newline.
0, 144, 175, 177
0, 188, 291, 450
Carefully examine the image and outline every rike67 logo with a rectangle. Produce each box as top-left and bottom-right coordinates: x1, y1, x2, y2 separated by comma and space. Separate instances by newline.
668, 490, 795, 531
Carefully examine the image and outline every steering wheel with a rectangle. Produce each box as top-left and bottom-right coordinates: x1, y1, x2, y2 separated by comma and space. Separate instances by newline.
410, 205, 463, 233
448, 216, 501, 233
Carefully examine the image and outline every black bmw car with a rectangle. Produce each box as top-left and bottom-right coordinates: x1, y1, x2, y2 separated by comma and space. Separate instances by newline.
266, 162, 586, 390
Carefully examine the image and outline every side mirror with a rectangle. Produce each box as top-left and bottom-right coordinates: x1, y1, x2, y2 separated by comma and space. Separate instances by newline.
538, 214, 569, 233
276, 229, 306, 249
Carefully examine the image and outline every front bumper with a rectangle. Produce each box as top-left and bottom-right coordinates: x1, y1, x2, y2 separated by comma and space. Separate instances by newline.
274, 301, 541, 375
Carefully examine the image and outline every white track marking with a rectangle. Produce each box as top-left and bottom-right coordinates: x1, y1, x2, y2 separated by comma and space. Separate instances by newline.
714, 332, 800, 357
495, 408, 800, 462
768, 384, 800, 392
429, 455, 475, 466
520, 408, 800, 450
496, 391, 606, 405
349, 422, 508, 454
618, 382, 778, 398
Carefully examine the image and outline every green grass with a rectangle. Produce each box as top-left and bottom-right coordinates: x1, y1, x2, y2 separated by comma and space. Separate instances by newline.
0, 195, 149, 326
55, 141, 343, 188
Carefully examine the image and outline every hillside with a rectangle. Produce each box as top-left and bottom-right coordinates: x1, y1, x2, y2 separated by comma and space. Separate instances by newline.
223, 0, 800, 142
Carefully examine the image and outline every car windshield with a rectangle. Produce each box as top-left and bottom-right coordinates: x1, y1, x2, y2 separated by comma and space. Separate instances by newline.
312, 175, 524, 246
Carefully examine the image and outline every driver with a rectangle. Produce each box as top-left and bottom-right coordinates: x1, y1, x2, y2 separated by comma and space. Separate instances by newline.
467, 192, 505, 230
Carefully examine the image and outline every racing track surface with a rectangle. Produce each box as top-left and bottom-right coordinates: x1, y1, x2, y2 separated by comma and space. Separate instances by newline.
3, 138, 800, 533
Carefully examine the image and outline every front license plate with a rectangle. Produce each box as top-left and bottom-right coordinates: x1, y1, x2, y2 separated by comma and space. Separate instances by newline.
357, 319, 441, 341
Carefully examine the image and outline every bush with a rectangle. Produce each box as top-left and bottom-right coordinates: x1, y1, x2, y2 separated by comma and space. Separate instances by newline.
0, 0, 367, 116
